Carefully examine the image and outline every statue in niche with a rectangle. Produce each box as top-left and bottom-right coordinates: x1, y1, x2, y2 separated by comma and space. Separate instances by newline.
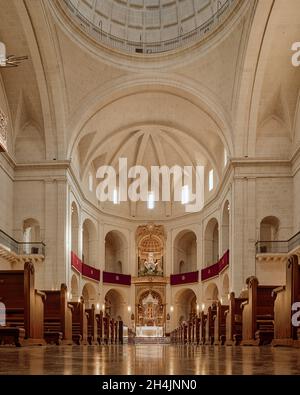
136, 224, 166, 277
144, 252, 158, 273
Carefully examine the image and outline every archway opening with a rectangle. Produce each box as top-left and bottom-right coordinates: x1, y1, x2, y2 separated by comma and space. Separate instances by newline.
104, 289, 124, 320
204, 218, 219, 267
221, 201, 230, 254
173, 230, 197, 274
105, 230, 127, 273
82, 219, 97, 267
260, 216, 280, 241
71, 202, 79, 255
174, 289, 197, 325
82, 282, 97, 308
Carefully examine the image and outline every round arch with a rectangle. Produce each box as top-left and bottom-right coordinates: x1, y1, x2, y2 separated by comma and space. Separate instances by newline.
221, 201, 230, 254
204, 218, 219, 267
82, 218, 98, 267
82, 282, 97, 308
105, 230, 128, 274
104, 288, 125, 320
173, 229, 197, 274
71, 201, 79, 255
174, 288, 197, 325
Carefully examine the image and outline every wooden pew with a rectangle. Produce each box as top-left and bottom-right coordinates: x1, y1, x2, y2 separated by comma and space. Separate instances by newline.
195, 317, 201, 345
204, 304, 217, 345
96, 311, 103, 344
69, 297, 88, 345
213, 301, 229, 345
225, 292, 247, 346
43, 284, 73, 345
272, 255, 300, 347
86, 304, 97, 345
118, 320, 123, 344
241, 277, 278, 346
0, 262, 45, 346
103, 316, 109, 344
199, 311, 207, 345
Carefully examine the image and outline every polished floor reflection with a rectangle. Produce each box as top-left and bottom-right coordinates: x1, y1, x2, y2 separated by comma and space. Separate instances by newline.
0, 344, 300, 375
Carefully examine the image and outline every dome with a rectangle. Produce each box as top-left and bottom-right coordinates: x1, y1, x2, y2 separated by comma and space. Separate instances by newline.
61, 0, 237, 54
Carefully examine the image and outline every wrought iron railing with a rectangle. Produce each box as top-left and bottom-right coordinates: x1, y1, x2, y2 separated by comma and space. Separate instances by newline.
60, 0, 237, 54
0, 229, 45, 256
256, 231, 300, 254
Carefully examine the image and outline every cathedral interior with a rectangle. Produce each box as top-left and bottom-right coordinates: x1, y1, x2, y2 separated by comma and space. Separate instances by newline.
0, 0, 300, 376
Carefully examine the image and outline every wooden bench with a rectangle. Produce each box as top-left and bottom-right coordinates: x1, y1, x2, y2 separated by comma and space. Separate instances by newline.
43, 284, 73, 345
70, 297, 88, 345
272, 255, 300, 347
103, 316, 110, 344
204, 304, 217, 345
96, 311, 103, 344
199, 311, 207, 345
225, 292, 247, 346
86, 304, 97, 345
118, 320, 123, 344
241, 277, 278, 346
0, 262, 45, 346
213, 301, 228, 345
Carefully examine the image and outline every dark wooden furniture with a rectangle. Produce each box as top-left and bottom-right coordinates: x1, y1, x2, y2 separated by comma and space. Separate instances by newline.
0, 262, 45, 346
241, 277, 278, 346
272, 255, 300, 347
43, 284, 73, 345
70, 297, 88, 345
86, 304, 97, 345
204, 304, 217, 345
225, 292, 247, 346
213, 301, 228, 345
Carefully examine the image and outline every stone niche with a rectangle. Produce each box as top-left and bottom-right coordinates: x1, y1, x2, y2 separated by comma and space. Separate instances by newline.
136, 224, 166, 277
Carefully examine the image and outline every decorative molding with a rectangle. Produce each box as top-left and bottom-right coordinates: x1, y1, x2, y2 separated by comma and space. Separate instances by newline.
0, 107, 8, 152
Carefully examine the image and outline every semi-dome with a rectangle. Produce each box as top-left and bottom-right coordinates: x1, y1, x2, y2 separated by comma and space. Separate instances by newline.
60, 0, 237, 54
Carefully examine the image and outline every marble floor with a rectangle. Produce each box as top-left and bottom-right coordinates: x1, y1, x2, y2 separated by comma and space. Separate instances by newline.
0, 344, 300, 375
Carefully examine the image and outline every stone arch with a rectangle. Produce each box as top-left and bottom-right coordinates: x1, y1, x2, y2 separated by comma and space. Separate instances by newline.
204, 282, 219, 306
71, 201, 79, 255
70, 274, 79, 301
104, 288, 125, 320
221, 274, 229, 302
173, 230, 197, 274
23, 218, 41, 254
82, 218, 98, 267
260, 216, 280, 242
82, 282, 97, 308
221, 200, 230, 254
174, 288, 197, 324
204, 218, 219, 267
105, 230, 128, 273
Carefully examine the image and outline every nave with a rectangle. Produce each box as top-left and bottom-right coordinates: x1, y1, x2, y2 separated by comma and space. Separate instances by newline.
1, 344, 300, 375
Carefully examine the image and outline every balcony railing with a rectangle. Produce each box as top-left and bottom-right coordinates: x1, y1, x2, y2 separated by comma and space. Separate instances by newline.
170, 271, 199, 286
0, 229, 45, 256
60, 0, 237, 55
71, 252, 100, 281
201, 250, 229, 281
256, 231, 300, 255
103, 271, 131, 286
